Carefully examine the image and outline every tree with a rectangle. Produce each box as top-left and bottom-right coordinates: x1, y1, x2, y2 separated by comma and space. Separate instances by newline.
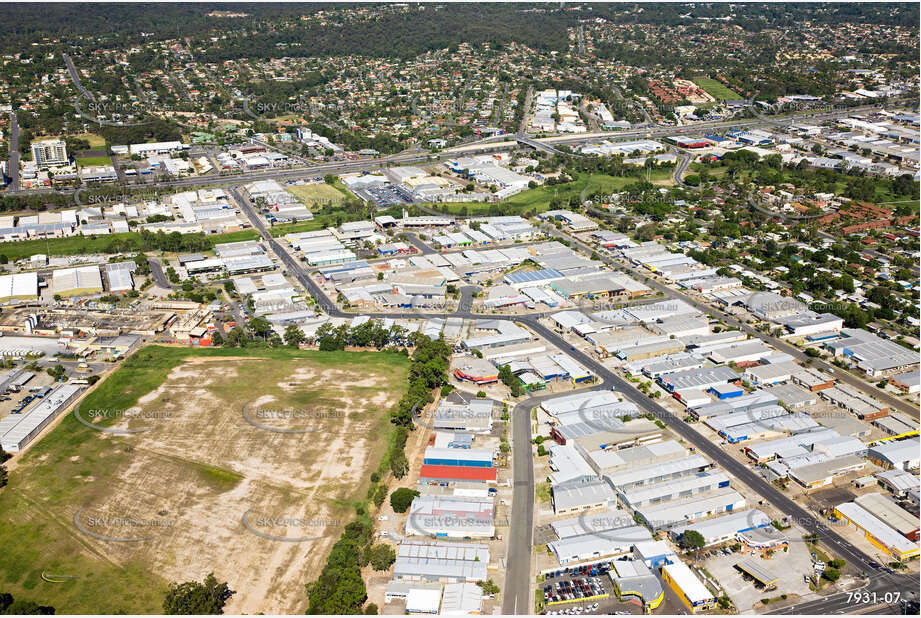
210, 329, 224, 347
822, 567, 841, 582
283, 324, 305, 347
163, 573, 235, 615
364, 604, 379, 615
1, 597, 55, 614
389, 488, 419, 513
678, 530, 705, 551
477, 580, 500, 596
247, 316, 273, 340
365, 544, 396, 571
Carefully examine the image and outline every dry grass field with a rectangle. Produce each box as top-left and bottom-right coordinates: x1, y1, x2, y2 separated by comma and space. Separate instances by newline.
0, 346, 408, 614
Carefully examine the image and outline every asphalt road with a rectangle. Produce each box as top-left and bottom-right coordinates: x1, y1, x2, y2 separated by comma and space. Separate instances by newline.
232, 217, 918, 614
148, 257, 176, 290
767, 578, 918, 615
63, 53, 95, 102
7, 100, 908, 200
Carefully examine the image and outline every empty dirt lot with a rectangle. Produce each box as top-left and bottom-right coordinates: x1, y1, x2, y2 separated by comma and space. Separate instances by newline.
0, 346, 408, 614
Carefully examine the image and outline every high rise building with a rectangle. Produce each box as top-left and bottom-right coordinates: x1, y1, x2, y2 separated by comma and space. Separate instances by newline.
31, 139, 68, 168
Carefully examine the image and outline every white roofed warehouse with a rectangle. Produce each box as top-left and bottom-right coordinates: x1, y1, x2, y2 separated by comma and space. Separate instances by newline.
52, 266, 104, 297
0, 272, 39, 302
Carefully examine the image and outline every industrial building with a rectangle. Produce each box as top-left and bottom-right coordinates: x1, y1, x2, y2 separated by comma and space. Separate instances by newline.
432, 399, 493, 433
670, 509, 772, 547
660, 561, 716, 614
548, 525, 652, 565
825, 328, 920, 377
440, 582, 483, 615
658, 366, 739, 393
834, 502, 919, 562
743, 361, 801, 386
393, 541, 489, 583
792, 367, 836, 391
875, 469, 920, 498
405, 495, 495, 539
423, 447, 493, 468
868, 438, 920, 471
608, 560, 664, 612
418, 464, 497, 485
605, 454, 711, 492
788, 454, 868, 489
52, 266, 104, 297
0, 384, 83, 452
764, 383, 817, 408
635, 487, 746, 531
586, 440, 686, 476
551, 475, 617, 515
619, 471, 731, 509
0, 273, 39, 303
853, 493, 919, 541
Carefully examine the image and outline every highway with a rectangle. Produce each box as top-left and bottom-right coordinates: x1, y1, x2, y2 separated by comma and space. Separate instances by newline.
7, 100, 909, 201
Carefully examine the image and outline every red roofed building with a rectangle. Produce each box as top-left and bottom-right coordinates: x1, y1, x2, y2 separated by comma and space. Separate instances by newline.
419, 464, 497, 484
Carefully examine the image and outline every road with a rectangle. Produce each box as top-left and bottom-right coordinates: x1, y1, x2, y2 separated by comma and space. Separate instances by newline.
7, 112, 20, 191
767, 579, 918, 615
545, 225, 920, 421
63, 53, 95, 102
228, 201, 919, 614
148, 258, 176, 290
4, 100, 909, 200
673, 151, 693, 186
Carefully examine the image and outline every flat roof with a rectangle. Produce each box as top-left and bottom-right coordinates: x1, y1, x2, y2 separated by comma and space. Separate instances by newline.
661, 561, 715, 604
605, 454, 709, 490
419, 464, 497, 482
672, 509, 771, 543
636, 487, 745, 529
552, 477, 617, 512
835, 502, 919, 556
735, 559, 778, 587
659, 366, 738, 391
854, 493, 919, 536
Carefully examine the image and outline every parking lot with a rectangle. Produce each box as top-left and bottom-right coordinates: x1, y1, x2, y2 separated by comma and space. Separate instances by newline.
540, 560, 687, 616
541, 563, 616, 615
354, 183, 413, 207
700, 533, 816, 613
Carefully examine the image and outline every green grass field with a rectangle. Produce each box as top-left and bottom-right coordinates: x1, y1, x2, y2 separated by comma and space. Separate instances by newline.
693, 77, 742, 101
286, 183, 347, 206
74, 156, 112, 167
0, 345, 409, 613
428, 171, 674, 216
0, 229, 259, 261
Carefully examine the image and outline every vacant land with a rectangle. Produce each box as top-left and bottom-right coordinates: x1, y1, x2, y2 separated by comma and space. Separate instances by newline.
0, 346, 408, 614
693, 77, 742, 101
287, 183, 347, 206
73, 133, 107, 148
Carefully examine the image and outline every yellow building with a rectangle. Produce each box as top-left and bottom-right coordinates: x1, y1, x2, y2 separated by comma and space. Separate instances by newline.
834, 502, 919, 562
661, 561, 716, 614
